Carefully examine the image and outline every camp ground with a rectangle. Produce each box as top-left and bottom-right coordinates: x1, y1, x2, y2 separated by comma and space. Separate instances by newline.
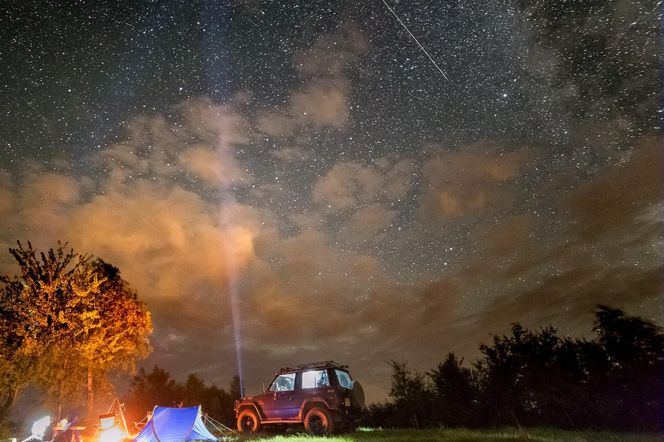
16, 402, 233, 442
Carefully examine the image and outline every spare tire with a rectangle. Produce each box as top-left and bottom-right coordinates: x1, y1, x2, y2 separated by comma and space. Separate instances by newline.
350, 380, 365, 408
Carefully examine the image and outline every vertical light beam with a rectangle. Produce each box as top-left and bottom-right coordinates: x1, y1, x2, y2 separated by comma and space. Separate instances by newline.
219, 195, 245, 398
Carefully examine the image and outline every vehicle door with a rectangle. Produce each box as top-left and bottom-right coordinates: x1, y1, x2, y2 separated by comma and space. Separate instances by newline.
262, 372, 298, 420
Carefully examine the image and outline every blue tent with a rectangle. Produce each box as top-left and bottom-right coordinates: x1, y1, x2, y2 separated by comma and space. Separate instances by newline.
133, 406, 217, 442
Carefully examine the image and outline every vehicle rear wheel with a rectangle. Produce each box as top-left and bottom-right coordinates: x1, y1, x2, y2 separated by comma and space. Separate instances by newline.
237, 408, 261, 433
304, 406, 334, 435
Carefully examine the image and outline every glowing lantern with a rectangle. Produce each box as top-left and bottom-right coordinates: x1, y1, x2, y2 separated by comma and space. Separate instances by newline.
20, 416, 51, 442
97, 425, 126, 442
98, 414, 116, 430
31, 416, 52, 439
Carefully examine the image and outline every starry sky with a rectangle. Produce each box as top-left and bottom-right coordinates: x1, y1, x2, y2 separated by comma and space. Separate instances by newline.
1, 0, 662, 402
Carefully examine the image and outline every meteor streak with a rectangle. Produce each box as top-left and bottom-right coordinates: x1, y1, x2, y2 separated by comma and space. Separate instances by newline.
381, 0, 450, 81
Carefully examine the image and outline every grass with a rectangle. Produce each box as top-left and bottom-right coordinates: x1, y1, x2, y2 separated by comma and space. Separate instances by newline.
229, 427, 662, 442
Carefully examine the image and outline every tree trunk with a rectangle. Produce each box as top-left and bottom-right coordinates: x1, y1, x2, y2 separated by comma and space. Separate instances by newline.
87, 366, 93, 417
57, 359, 68, 423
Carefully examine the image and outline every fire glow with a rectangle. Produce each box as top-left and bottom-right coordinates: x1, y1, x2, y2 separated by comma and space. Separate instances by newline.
97, 425, 127, 442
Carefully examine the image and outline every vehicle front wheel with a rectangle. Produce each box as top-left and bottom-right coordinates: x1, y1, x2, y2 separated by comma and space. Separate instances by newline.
304, 407, 334, 435
237, 408, 262, 433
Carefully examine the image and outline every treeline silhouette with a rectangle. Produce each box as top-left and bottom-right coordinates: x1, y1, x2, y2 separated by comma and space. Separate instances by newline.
123, 367, 241, 429
364, 306, 663, 432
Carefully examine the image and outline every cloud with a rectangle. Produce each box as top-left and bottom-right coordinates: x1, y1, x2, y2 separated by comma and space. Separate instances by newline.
340, 205, 396, 242
0, 97, 419, 403
447, 142, 664, 339
180, 146, 251, 187
474, 264, 664, 341
0, 173, 82, 251
256, 112, 296, 137
313, 158, 414, 210
295, 23, 367, 77
2, 89, 661, 406
419, 146, 530, 224
244, 229, 391, 346
290, 79, 349, 129
66, 183, 256, 297
0, 172, 14, 219
99, 99, 252, 189
178, 97, 250, 146
288, 212, 325, 231
288, 24, 366, 130
0, 99, 261, 343
456, 214, 537, 282
270, 147, 312, 162
565, 138, 663, 239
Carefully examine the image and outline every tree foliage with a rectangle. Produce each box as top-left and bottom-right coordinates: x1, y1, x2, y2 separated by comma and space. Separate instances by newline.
387, 360, 432, 427
0, 241, 152, 420
428, 353, 477, 427
369, 306, 663, 431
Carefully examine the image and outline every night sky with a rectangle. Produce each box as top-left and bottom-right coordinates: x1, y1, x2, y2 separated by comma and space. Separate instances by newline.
2, 0, 662, 401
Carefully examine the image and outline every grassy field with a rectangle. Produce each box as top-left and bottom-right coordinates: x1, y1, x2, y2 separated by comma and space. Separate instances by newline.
231, 427, 662, 442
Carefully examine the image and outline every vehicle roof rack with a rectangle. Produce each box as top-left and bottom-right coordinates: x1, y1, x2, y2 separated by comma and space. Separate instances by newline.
278, 361, 348, 373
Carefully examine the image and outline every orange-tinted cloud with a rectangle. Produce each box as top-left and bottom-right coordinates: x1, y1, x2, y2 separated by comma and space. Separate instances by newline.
180, 145, 252, 187
0, 172, 14, 219
243, 229, 393, 347
565, 138, 663, 239
419, 146, 530, 224
340, 205, 396, 242
1, 95, 661, 405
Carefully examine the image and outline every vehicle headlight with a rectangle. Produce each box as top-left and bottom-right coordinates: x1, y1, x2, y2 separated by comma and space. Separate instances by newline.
344, 397, 351, 407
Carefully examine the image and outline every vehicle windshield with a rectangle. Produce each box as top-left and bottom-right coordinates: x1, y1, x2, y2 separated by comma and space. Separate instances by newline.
269, 373, 296, 391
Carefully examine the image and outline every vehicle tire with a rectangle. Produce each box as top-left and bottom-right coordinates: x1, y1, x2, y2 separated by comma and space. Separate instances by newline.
237, 408, 262, 433
350, 380, 365, 408
304, 406, 334, 435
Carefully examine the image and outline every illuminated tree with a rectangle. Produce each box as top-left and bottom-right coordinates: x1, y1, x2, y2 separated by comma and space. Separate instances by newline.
0, 242, 152, 420
78, 260, 153, 415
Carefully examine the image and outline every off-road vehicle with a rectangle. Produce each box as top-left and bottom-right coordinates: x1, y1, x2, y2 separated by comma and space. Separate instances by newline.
235, 361, 365, 434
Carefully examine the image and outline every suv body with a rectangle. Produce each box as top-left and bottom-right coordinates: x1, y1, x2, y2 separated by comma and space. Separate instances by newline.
235, 361, 364, 434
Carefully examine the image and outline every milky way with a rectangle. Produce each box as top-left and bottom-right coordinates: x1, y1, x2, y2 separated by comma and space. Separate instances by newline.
1, 0, 662, 401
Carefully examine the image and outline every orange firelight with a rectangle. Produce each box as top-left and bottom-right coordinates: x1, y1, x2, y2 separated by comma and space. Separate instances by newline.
97, 424, 127, 442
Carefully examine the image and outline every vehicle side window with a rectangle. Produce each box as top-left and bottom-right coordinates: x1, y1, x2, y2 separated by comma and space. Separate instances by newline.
269, 373, 296, 392
301, 369, 329, 389
335, 369, 353, 389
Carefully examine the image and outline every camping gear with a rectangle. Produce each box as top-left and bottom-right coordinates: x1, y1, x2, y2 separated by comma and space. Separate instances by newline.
132, 407, 216, 442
